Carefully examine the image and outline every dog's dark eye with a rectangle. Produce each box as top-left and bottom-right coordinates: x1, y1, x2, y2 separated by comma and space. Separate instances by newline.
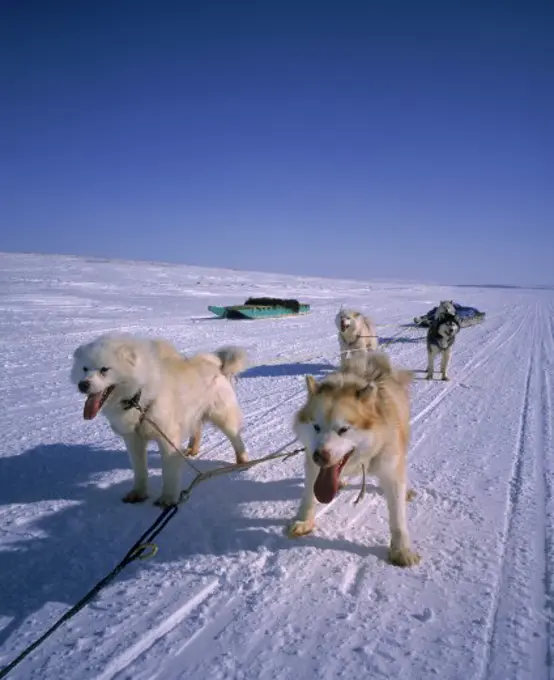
100, 367, 109, 375
313, 424, 321, 432
337, 426, 350, 435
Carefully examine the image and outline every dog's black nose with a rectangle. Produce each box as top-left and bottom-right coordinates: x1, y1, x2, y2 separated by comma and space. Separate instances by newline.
313, 449, 331, 465
78, 380, 90, 394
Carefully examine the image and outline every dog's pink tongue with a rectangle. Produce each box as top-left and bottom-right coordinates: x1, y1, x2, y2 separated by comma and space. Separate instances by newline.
314, 465, 340, 504
83, 394, 102, 420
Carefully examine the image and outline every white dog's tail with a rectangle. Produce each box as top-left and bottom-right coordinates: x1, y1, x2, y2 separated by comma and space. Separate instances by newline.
214, 346, 248, 377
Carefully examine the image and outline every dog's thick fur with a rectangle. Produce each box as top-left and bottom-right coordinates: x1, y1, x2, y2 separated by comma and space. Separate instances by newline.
288, 352, 420, 567
335, 308, 378, 370
426, 300, 461, 381
71, 333, 248, 507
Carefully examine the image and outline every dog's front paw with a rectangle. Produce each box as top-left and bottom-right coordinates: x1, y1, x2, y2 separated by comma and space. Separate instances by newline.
154, 494, 179, 508
235, 451, 248, 465
441, 374, 450, 381
388, 545, 421, 567
122, 489, 148, 504
287, 518, 315, 538
426, 372, 433, 380
406, 488, 417, 502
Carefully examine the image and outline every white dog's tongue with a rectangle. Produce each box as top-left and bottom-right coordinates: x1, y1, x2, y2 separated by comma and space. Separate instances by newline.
314, 465, 340, 504
84, 394, 102, 420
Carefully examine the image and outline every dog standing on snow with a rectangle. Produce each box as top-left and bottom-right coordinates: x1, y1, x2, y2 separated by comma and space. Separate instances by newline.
335, 308, 378, 370
425, 300, 461, 381
71, 334, 248, 507
288, 351, 420, 567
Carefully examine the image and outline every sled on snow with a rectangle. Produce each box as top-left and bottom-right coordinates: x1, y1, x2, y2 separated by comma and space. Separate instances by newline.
413, 302, 486, 328
208, 297, 310, 320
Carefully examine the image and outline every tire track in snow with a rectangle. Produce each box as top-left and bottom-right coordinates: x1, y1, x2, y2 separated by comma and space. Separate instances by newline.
541, 305, 554, 679
478, 307, 548, 680
541, 368, 554, 680
94, 579, 220, 680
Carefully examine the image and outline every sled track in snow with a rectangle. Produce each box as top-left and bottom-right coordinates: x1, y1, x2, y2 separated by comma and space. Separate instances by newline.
477, 304, 554, 680
542, 368, 554, 680
541, 305, 554, 679
479, 314, 535, 680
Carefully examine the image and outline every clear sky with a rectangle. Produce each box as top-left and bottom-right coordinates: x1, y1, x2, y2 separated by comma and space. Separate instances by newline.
1, 1, 552, 286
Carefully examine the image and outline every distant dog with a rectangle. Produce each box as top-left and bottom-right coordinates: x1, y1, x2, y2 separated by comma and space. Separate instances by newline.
426, 300, 461, 381
71, 334, 248, 507
335, 308, 378, 370
288, 352, 420, 567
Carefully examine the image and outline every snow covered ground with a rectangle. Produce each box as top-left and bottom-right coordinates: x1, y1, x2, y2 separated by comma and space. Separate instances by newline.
0, 252, 553, 680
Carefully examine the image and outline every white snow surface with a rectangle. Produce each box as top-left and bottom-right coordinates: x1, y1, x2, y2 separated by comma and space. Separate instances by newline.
0, 251, 553, 680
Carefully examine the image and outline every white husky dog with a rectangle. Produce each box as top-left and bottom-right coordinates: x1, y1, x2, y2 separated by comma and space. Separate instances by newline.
71, 333, 248, 507
335, 308, 379, 370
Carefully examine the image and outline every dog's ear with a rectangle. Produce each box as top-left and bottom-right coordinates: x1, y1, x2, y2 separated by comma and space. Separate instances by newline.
117, 345, 137, 367
305, 375, 318, 395
356, 381, 376, 400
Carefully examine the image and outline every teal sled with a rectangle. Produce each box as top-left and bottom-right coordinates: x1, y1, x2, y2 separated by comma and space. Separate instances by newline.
208, 297, 310, 320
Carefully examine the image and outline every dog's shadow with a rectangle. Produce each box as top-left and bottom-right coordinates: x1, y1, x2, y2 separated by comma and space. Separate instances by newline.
240, 362, 334, 378
0, 444, 390, 652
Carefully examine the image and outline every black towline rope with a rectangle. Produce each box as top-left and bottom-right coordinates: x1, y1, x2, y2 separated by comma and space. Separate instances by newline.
0, 505, 177, 679
0, 444, 304, 678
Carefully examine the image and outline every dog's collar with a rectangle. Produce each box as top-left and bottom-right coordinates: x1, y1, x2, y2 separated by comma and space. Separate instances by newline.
121, 390, 144, 412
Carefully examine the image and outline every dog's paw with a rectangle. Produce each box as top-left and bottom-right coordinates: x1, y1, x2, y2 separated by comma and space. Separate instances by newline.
122, 490, 148, 504
154, 495, 179, 508
426, 373, 433, 380
406, 488, 417, 502
235, 451, 248, 465
441, 374, 450, 381
183, 445, 199, 457
338, 478, 348, 489
388, 545, 421, 567
287, 519, 315, 538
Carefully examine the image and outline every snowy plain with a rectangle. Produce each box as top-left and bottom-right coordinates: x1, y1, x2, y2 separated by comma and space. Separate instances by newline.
0, 251, 553, 680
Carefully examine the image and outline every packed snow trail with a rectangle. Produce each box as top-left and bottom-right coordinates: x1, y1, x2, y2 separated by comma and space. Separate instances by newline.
0, 253, 552, 680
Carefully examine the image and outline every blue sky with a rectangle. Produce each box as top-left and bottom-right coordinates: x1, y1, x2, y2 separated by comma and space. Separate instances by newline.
1, 1, 552, 285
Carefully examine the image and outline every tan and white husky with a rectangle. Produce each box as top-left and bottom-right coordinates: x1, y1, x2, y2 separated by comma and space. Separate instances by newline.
288, 352, 421, 567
